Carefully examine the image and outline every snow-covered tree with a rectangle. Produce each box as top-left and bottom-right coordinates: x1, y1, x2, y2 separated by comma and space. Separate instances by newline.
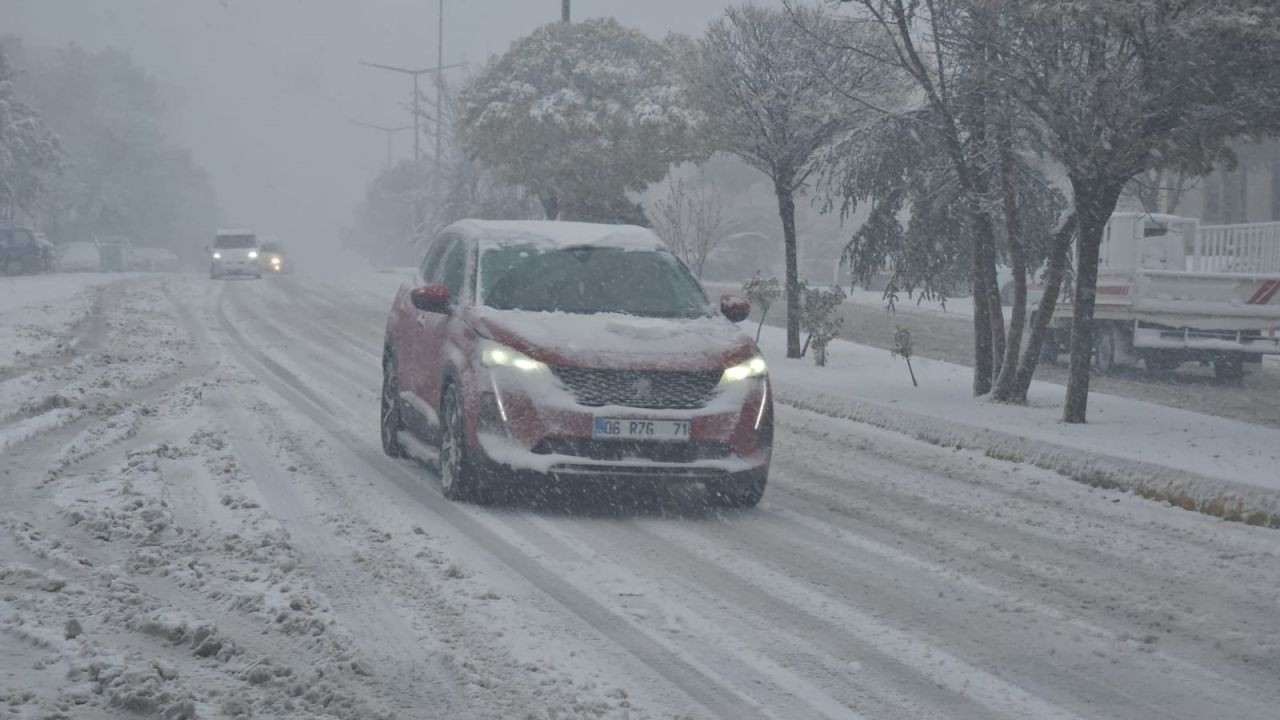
0, 46, 60, 222
8, 41, 218, 258
458, 18, 698, 224
685, 5, 889, 358
820, 100, 1071, 403
978, 0, 1280, 422
827, 0, 1029, 396
647, 173, 729, 278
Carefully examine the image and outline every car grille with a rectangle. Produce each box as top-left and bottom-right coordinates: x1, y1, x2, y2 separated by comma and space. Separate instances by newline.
534, 439, 732, 464
551, 368, 721, 409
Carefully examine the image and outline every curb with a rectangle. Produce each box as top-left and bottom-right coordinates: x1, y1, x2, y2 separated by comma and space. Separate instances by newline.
774, 385, 1279, 529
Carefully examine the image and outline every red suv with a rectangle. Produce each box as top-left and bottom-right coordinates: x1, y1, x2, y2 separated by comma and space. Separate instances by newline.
380, 220, 772, 506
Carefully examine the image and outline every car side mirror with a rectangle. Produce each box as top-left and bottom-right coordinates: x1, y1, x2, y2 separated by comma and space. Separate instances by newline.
720, 294, 751, 323
410, 284, 452, 313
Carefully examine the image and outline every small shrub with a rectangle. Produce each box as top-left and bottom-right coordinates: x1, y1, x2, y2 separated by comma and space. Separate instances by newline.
741, 274, 782, 342
800, 285, 846, 366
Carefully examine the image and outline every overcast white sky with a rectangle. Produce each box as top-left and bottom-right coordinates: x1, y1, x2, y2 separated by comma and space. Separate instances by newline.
0, 0, 740, 249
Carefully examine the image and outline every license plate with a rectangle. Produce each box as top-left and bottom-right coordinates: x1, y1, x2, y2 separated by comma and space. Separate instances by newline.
593, 418, 690, 441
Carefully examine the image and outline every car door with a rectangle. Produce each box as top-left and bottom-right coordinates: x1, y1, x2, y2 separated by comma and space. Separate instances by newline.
413, 235, 470, 434
396, 238, 449, 439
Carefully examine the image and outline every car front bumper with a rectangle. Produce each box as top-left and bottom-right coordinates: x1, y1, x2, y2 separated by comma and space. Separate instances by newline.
212, 260, 259, 276
469, 371, 772, 483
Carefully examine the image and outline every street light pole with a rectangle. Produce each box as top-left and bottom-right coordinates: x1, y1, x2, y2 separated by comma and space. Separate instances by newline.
562, 0, 570, 23
358, 59, 464, 165
348, 122, 412, 170
436, 0, 445, 191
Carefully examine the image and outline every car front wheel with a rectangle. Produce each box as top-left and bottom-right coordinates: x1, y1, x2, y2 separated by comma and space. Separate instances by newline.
439, 383, 482, 502
380, 352, 405, 457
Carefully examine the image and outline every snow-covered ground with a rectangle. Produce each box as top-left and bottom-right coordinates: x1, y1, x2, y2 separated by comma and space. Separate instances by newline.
756, 326, 1280, 512
0, 273, 120, 372
3, 272, 1278, 719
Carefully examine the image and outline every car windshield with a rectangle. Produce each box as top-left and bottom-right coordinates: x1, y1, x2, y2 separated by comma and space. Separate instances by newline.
214, 234, 257, 249
261, 242, 281, 253
479, 243, 709, 318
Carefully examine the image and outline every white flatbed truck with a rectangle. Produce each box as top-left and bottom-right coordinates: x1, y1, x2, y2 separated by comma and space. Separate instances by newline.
1033, 213, 1280, 381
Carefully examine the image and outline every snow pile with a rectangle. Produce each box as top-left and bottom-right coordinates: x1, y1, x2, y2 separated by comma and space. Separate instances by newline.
0, 274, 115, 371
757, 326, 1280, 527
2, 381, 398, 719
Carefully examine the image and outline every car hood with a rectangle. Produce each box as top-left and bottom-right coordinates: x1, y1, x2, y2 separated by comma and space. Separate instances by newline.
468, 308, 758, 372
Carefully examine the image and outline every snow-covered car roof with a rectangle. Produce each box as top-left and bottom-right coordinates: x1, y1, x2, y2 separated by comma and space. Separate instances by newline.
447, 219, 667, 252
215, 228, 256, 237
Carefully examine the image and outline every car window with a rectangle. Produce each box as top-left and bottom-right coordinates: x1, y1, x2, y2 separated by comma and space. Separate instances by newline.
418, 237, 449, 284
440, 239, 468, 302
214, 234, 257, 249
480, 245, 709, 318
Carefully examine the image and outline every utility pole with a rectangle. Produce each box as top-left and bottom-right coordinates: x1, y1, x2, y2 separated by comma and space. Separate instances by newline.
359, 59, 463, 165
351, 121, 414, 169
562, 0, 570, 23
435, 0, 446, 192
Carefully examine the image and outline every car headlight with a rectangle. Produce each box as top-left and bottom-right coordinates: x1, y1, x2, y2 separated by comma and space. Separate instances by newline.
480, 342, 547, 373
212, 252, 222, 259
721, 356, 768, 382
270, 256, 281, 265
248, 250, 259, 259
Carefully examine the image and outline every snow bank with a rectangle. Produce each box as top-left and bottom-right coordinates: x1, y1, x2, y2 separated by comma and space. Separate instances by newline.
0, 273, 116, 370
758, 326, 1280, 527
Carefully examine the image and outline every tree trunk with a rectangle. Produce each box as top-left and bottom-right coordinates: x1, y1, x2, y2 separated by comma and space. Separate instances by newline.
562, 0, 571, 23
971, 267, 995, 396
1204, 171, 1222, 224
1063, 180, 1124, 424
774, 179, 802, 358
1010, 212, 1076, 400
991, 131, 1028, 402
976, 211, 1005, 382
1272, 142, 1280, 221
540, 192, 560, 221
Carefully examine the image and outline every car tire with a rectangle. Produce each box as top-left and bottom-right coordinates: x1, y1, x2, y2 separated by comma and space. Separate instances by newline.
707, 473, 767, 509
439, 383, 482, 502
380, 351, 405, 458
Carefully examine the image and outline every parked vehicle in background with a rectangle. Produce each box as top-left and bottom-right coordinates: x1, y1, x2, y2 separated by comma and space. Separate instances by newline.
259, 237, 290, 274
96, 236, 132, 272
130, 247, 181, 272
209, 229, 262, 279
55, 241, 102, 273
0, 227, 55, 275
1032, 213, 1280, 380
380, 220, 772, 507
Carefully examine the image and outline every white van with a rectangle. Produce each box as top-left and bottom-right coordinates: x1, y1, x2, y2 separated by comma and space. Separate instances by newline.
210, 229, 262, 279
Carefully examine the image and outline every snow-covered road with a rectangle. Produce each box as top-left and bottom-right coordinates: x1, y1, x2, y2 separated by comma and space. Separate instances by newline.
3, 273, 1278, 719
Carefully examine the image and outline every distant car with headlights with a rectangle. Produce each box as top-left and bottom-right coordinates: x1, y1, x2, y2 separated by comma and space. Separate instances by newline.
380, 220, 772, 506
259, 238, 290, 274
209, 229, 261, 279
